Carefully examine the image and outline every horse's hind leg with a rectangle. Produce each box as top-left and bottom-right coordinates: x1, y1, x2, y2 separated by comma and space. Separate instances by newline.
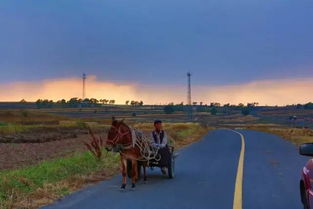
121, 157, 127, 189
131, 160, 138, 188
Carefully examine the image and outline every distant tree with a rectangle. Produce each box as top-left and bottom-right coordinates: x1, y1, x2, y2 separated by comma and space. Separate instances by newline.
20, 99, 27, 103
82, 98, 90, 104
130, 100, 142, 106
193, 102, 198, 105
40, 99, 53, 108
68, 97, 80, 107
125, 100, 130, 105
56, 99, 66, 107
90, 98, 99, 104
109, 100, 115, 105
69, 97, 79, 103
199, 102, 203, 106
296, 104, 303, 109
60, 99, 66, 104
304, 102, 313, 109
35, 99, 41, 108
164, 105, 175, 114
175, 103, 184, 111
196, 104, 208, 112
247, 103, 256, 107
238, 103, 244, 107
210, 102, 221, 107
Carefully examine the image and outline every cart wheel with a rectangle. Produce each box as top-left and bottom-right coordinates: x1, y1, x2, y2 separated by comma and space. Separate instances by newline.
168, 155, 175, 179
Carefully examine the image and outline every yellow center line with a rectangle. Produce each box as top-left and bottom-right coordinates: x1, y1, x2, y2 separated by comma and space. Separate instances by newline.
230, 130, 245, 209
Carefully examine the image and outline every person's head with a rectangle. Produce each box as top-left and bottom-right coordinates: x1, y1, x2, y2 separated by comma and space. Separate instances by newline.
154, 120, 162, 131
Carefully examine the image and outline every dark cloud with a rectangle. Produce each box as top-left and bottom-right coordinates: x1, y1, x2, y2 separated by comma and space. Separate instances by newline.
0, 0, 312, 84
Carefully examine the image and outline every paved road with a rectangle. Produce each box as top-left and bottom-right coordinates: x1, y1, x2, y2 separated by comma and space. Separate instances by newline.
42, 129, 309, 209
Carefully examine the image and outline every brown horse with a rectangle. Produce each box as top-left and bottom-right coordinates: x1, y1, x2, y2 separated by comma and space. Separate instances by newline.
106, 119, 147, 189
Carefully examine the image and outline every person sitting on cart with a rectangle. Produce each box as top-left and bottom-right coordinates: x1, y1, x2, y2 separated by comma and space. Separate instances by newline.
151, 120, 171, 174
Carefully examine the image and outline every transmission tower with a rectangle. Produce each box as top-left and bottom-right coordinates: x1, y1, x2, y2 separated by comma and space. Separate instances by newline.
187, 72, 192, 120
82, 73, 86, 99
187, 72, 192, 105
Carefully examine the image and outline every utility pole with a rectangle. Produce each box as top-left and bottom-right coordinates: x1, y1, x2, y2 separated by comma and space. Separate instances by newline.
82, 73, 86, 99
187, 72, 192, 120
187, 72, 192, 105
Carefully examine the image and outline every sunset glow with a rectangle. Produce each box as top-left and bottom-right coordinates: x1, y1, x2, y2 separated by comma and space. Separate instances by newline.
1, 76, 313, 106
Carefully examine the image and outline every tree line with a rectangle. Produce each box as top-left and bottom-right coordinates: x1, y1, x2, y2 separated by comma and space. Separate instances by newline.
163, 102, 259, 115
33, 98, 144, 108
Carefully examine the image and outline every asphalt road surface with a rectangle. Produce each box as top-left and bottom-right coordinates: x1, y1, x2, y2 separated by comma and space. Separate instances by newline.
42, 129, 309, 209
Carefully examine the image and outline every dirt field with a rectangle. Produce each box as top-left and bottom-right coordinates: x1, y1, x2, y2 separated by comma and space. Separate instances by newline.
0, 107, 211, 171
2, 105, 311, 172
0, 134, 93, 170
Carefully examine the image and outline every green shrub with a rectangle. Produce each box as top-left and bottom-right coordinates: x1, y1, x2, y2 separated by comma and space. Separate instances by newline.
0, 121, 8, 126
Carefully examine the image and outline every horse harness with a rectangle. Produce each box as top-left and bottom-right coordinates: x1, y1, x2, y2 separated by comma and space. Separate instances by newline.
112, 125, 160, 162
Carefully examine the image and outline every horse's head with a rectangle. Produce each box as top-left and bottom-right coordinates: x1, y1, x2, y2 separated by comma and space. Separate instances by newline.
106, 119, 132, 152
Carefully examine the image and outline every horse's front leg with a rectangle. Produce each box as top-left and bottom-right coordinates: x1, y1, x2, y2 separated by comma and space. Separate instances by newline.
121, 157, 127, 189
131, 160, 138, 188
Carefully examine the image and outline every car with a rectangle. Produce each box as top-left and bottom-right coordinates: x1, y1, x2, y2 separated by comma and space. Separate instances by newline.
299, 143, 313, 209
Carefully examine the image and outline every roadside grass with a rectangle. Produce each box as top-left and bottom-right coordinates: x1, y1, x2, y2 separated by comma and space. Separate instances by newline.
228, 123, 313, 146
247, 125, 313, 145
0, 150, 119, 209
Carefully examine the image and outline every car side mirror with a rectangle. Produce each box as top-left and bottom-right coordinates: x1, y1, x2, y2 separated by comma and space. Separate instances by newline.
299, 143, 313, 157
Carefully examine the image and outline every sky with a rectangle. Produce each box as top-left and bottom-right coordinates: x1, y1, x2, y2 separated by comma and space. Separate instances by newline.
0, 0, 313, 105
